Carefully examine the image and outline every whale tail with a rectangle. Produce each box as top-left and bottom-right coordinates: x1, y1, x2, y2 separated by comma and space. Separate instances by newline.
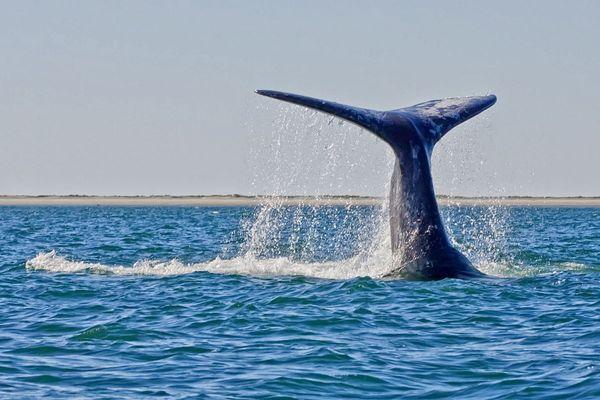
255, 89, 497, 280
255, 90, 496, 149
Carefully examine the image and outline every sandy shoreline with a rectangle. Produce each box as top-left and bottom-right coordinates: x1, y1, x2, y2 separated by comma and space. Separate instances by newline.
0, 195, 599, 207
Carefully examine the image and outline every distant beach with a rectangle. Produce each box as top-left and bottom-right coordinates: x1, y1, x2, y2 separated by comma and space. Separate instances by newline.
0, 195, 598, 207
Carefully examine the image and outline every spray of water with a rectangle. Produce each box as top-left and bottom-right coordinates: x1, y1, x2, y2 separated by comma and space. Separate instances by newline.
237, 102, 395, 277
432, 112, 517, 276
245, 105, 383, 237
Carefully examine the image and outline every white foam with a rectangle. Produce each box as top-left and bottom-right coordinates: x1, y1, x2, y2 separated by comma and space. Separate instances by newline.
26, 249, 550, 280
25, 250, 395, 279
558, 261, 588, 270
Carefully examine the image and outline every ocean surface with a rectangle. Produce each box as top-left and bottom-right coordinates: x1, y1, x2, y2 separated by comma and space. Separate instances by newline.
0, 204, 598, 399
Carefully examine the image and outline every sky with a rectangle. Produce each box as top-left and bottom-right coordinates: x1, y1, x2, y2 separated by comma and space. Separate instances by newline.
1, 0, 599, 196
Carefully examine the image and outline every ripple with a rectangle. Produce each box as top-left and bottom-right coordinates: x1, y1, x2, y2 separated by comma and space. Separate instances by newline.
2, 206, 599, 398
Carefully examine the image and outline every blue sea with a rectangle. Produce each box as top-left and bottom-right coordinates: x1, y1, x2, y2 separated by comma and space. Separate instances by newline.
0, 204, 598, 399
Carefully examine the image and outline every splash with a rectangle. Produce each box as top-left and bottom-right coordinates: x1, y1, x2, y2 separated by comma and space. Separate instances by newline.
239, 101, 514, 278
26, 103, 521, 279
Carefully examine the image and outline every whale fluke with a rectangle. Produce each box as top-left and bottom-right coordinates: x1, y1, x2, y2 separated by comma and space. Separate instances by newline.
256, 89, 497, 280
256, 90, 495, 150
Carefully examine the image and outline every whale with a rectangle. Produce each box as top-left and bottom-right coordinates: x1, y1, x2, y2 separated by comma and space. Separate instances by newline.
256, 89, 496, 280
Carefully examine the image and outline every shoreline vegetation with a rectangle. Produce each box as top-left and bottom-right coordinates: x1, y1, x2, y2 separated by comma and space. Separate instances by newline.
0, 195, 599, 207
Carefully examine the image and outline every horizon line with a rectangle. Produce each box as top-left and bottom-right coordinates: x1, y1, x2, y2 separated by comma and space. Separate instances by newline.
1, 194, 600, 199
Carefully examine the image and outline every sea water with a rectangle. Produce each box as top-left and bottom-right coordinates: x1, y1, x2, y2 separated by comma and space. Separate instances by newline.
0, 204, 598, 399
2, 105, 599, 398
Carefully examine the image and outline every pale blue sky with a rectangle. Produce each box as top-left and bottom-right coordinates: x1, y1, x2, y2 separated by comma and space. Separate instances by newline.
1, 1, 598, 196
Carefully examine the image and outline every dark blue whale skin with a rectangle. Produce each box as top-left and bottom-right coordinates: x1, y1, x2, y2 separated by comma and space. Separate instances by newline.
256, 90, 496, 280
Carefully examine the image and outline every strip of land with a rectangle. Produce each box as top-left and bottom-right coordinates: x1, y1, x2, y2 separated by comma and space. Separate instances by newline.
0, 195, 599, 207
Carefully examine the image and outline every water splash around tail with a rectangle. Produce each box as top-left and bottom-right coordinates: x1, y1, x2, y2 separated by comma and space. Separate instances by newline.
25, 104, 528, 279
